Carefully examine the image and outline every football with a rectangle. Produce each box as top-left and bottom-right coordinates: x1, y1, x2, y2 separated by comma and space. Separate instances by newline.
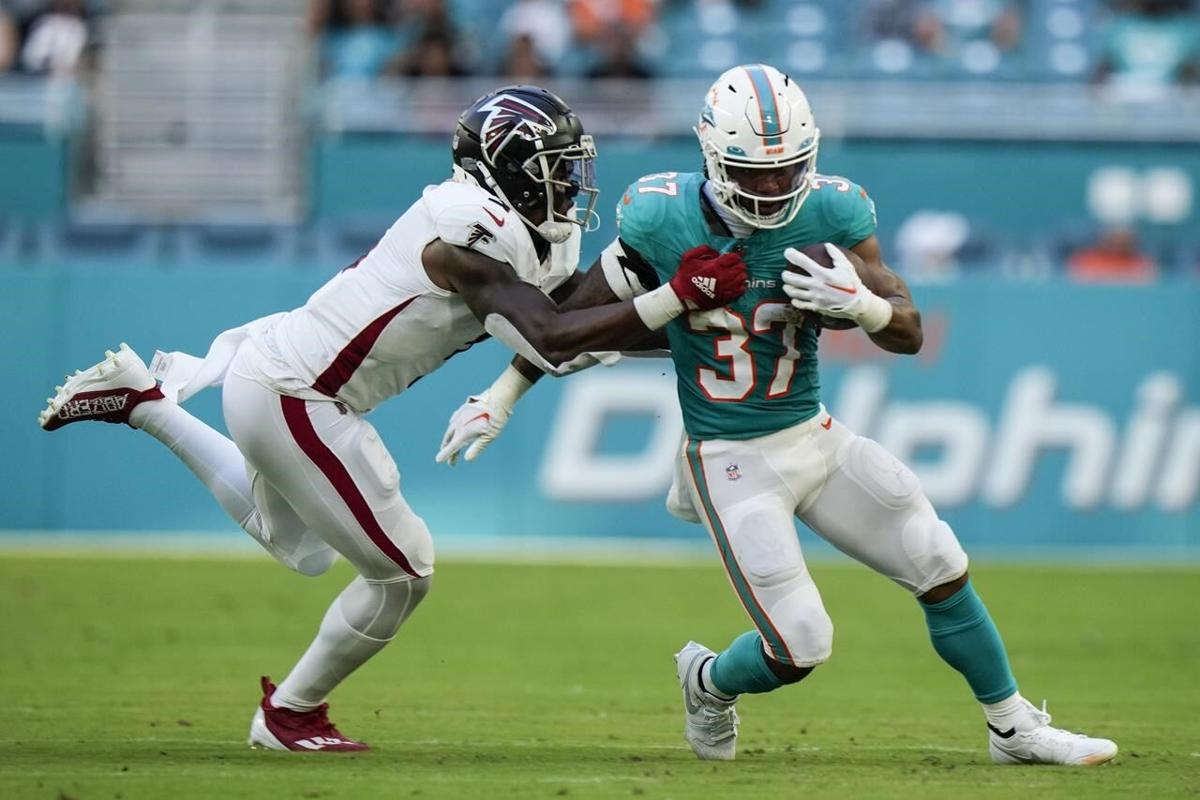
785, 242, 863, 331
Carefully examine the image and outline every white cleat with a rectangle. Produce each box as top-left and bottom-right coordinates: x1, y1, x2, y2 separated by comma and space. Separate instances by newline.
38, 343, 163, 431
675, 641, 739, 761
988, 699, 1118, 766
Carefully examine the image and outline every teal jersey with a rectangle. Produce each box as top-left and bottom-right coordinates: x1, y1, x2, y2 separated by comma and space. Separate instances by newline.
616, 171, 877, 441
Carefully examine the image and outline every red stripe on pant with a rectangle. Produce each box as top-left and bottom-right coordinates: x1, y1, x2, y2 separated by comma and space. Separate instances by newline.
280, 395, 419, 578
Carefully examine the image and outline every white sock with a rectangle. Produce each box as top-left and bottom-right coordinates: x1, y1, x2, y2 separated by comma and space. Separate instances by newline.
983, 692, 1034, 731
272, 598, 389, 711
271, 576, 429, 710
271, 578, 403, 710
131, 398, 259, 537
700, 657, 736, 702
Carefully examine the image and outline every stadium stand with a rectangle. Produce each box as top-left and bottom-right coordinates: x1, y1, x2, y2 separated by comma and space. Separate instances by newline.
0, 0, 1197, 278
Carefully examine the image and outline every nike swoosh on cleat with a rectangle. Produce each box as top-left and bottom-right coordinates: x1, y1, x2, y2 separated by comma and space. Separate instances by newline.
987, 723, 1017, 739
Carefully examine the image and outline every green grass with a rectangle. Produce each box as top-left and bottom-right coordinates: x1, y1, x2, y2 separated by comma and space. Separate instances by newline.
1, 554, 1197, 799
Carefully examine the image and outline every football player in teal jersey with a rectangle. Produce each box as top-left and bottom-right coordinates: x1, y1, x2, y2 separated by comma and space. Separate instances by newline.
438, 64, 1117, 767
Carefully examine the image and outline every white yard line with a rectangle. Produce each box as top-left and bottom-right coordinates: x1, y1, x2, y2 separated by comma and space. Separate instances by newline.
0, 736, 975, 755
2, 531, 1197, 566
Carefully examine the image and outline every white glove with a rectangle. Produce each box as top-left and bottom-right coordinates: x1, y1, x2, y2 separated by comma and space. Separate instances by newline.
436, 365, 532, 465
781, 243, 894, 333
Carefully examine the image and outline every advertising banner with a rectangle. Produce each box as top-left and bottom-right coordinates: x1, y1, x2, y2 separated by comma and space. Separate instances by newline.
2, 266, 1196, 558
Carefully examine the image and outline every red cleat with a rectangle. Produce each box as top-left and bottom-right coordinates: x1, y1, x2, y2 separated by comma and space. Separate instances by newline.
248, 676, 369, 752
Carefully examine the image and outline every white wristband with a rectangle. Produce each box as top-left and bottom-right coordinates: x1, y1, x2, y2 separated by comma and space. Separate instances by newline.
633, 284, 685, 330
857, 292, 894, 334
487, 364, 533, 410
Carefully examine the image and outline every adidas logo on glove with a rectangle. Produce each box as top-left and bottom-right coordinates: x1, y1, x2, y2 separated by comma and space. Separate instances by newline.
691, 275, 717, 299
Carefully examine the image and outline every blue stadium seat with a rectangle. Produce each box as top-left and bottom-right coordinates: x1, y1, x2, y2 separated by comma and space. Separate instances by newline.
316, 217, 391, 269
43, 221, 163, 264
176, 225, 300, 266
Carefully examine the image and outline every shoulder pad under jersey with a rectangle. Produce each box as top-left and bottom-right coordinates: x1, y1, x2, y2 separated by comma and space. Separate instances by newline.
428, 181, 532, 272
807, 174, 878, 249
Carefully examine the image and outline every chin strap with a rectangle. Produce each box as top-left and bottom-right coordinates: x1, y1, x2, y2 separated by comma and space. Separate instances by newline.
535, 221, 574, 244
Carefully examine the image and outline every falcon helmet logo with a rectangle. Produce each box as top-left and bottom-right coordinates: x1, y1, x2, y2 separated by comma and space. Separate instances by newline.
478, 94, 558, 165
466, 222, 495, 249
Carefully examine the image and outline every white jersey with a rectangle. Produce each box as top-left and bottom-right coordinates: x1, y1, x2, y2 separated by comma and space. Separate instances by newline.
241, 179, 579, 413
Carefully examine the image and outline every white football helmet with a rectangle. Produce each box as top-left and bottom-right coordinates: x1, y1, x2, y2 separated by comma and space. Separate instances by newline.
696, 64, 821, 230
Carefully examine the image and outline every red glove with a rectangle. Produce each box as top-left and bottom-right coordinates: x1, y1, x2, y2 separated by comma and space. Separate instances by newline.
669, 245, 748, 310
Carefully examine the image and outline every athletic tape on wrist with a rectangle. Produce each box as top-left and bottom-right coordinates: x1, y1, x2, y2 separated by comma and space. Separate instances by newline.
633, 284, 686, 330
489, 364, 533, 410
858, 292, 894, 334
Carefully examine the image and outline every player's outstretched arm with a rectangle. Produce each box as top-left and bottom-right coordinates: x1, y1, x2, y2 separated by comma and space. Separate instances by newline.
424, 239, 745, 372
432, 242, 744, 465
510, 254, 671, 382
434, 266, 619, 465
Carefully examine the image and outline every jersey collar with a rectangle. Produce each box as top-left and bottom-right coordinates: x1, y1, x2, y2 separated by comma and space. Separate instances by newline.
700, 180, 754, 240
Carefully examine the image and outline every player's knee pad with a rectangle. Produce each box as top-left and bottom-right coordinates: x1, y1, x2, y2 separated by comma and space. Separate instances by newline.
724, 497, 832, 666
835, 436, 967, 595
338, 574, 432, 641
900, 502, 969, 595
762, 581, 834, 667
397, 507, 436, 577
365, 506, 435, 582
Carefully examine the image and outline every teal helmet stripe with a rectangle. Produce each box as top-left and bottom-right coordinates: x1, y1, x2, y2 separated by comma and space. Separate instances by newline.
743, 64, 783, 146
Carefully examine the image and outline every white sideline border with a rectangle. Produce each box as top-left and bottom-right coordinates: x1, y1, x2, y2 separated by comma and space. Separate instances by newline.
0, 530, 1197, 566
0, 530, 715, 566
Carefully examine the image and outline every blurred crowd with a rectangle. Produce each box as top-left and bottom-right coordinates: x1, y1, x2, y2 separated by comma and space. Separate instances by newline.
0, 0, 1194, 283
891, 212, 1172, 284
1, 0, 1196, 87
303, 0, 1200, 84
0, 0, 95, 76
306, 0, 663, 81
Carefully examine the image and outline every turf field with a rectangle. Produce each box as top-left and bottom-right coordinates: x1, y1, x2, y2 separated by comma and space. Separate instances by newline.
1, 554, 1196, 799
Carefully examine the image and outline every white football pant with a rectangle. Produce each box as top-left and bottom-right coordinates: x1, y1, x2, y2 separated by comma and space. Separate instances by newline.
674, 411, 968, 666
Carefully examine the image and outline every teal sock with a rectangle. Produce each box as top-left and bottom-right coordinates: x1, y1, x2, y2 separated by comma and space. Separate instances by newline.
921, 580, 1018, 704
708, 631, 785, 696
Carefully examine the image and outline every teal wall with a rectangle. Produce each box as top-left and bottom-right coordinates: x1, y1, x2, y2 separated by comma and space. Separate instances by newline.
0, 127, 67, 219
6, 124, 1198, 249
314, 135, 1200, 263
3, 261, 1198, 558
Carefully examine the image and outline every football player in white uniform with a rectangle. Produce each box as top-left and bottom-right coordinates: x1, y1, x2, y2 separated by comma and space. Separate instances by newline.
38, 85, 748, 752
439, 67, 1118, 767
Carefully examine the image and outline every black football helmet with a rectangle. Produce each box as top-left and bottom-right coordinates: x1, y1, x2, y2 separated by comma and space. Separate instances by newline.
452, 85, 598, 244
